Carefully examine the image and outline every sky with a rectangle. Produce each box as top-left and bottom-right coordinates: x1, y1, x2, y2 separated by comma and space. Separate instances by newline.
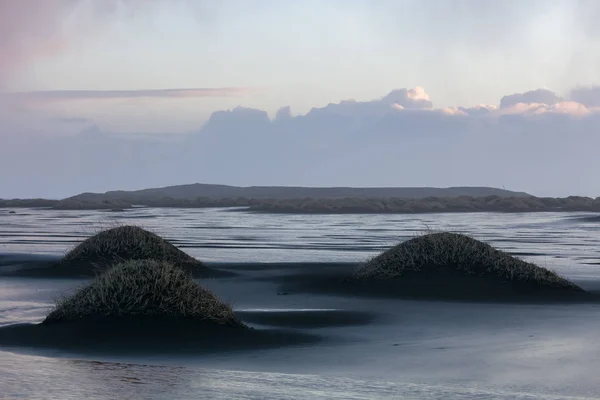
2, 0, 600, 198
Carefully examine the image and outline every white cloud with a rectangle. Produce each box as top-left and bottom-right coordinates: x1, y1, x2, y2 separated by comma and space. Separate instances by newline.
440, 107, 468, 116
499, 89, 562, 109
3, 85, 600, 198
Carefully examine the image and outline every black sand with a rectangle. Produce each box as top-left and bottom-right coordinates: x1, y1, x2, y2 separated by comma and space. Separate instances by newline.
16, 259, 236, 279
0, 316, 320, 355
247, 262, 599, 303
236, 309, 378, 328
1, 256, 594, 302
0, 253, 235, 279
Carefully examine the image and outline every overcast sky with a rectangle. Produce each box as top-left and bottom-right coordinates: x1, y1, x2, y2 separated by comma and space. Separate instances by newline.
2, 0, 600, 198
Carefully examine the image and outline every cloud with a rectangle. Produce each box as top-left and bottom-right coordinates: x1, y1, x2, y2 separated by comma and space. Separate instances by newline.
440, 107, 468, 116
3, 84, 600, 199
499, 89, 562, 109
2, 88, 259, 102
0, 0, 69, 88
286, 85, 599, 122
498, 101, 594, 117
275, 106, 293, 121
52, 117, 92, 124
0, 0, 157, 88
381, 87, 433, 109
203, 106, 271, 132
568, 86, 600, 107
296, 87, 434, 130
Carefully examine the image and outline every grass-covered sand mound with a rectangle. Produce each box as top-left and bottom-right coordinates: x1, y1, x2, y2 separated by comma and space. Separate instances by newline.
44, 259, 242, 324
0, 259, 318, 354
19, 225, 232, 278
61, 225, 205, 271
266, 232, 590, 302
351, 232, 586, 300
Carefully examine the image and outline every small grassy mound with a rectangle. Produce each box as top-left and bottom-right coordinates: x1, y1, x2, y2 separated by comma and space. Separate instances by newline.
0, 259, 321, 354
52, 225, 225, 278
45, 259, 243, 325
61, 225, 198, 266
352, 232, 584, 299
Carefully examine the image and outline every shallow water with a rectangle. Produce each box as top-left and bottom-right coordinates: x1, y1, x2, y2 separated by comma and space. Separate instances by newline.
1, 207, 600, 270
1, 208, 600, 399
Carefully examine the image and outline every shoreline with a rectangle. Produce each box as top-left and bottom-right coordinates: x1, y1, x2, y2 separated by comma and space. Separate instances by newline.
2, 203, 600, 214
2, 193, 600, 214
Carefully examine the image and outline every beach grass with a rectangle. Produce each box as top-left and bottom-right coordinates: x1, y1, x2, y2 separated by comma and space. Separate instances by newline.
61, 225, 200, 266
354, 232, 582, 291
44, 259, 244, 326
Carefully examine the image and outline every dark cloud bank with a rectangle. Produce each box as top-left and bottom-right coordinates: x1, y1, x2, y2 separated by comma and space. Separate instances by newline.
2, 86, 600, 199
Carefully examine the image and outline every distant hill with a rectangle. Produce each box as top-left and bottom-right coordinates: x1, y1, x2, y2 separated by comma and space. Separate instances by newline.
4, 185, 600, 214
64, 183, 532, 202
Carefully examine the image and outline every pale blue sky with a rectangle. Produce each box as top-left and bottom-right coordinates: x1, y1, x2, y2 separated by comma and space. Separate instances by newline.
3, 0, 600, 133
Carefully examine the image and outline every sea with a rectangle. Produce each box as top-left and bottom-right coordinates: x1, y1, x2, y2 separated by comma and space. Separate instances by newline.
1, 207, 600, 400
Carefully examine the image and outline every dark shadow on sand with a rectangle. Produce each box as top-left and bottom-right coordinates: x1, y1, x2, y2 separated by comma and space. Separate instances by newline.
208, 262, 360, 273
0, 316, 321, 356
0, 253, 61, 274
236, 309, 378, 329
258, 264, 600, 304
0, 254, 237, 279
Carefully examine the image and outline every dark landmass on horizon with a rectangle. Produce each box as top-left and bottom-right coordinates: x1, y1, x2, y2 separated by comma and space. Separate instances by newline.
1, 183, 600, 213
53, 183, 534, 201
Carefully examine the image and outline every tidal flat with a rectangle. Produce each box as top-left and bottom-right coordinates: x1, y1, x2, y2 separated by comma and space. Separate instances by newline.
1, 208, 600, 399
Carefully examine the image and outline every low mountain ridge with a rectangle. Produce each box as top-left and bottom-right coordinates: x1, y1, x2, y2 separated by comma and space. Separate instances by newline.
64, 183, 531, 202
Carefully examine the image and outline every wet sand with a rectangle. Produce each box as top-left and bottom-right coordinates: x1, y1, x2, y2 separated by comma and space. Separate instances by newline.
2, 208, 600, 398
0, 317, 320, 355
0, 253, 236, 279
2, 261, 600, 398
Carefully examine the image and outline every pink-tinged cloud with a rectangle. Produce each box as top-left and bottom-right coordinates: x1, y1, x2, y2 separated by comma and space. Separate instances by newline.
0, 0, 156, 88
499, 89, 562, 109
2, 88, 260, 102
0, 0, 74, 87
381, 88, 433, 109
439, 107, 468, 116
497, 101, 596, 117
406, 87, 430, 102
385, 87, 599, 118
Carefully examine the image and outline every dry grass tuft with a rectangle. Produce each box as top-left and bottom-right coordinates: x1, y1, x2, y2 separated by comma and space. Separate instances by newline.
354, 232, 582, 290
45, 259, 244, 325
60, 225, 203, 269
